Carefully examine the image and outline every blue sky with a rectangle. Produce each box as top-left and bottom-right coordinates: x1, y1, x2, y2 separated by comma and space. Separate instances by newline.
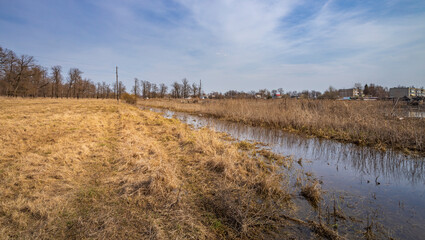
1, 0, 424, 92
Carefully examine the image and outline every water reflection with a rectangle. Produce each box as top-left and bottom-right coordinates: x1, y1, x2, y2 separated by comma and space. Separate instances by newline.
144, 107, 425, 239
406, 111, 425, 118
152, 108, 425, 186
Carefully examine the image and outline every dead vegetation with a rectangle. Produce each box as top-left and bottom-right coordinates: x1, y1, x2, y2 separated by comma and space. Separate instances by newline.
301, 181, 322, 208
138, 98, 425, 154
0, 98, 324, 239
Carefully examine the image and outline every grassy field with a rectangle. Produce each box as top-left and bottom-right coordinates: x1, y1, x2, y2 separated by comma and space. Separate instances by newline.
1, 98, 342, 239
138, 99, 425, 155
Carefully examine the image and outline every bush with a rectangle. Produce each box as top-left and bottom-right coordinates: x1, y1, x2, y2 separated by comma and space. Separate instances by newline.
121, 93, 137, 104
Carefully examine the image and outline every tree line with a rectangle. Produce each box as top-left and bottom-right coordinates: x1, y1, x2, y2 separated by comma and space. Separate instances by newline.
132, 78, 202, 99
1, 45, 394, 100
0, 46, 125, 98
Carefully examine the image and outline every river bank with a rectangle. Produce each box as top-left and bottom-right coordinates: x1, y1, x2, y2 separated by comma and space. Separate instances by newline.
1, 98, 344, 239
143, 106, 425, 240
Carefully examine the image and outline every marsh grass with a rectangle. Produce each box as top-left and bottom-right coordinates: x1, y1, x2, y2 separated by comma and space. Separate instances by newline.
138, 98, 425, 154
301, 181, 322, 208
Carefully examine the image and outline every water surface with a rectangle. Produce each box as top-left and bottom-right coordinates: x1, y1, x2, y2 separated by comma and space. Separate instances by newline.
144, 107, 425, 239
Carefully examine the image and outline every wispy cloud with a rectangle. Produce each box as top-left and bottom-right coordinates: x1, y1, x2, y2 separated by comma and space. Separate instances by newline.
1, 0, 424, 91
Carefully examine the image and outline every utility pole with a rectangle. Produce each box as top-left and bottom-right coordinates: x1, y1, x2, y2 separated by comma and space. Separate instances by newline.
134, 78, 138, 97
116, 66, 119, 102
199, 79, 202, 98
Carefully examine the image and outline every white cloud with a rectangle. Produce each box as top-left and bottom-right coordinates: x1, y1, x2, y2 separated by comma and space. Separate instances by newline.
3, 0, 424, 92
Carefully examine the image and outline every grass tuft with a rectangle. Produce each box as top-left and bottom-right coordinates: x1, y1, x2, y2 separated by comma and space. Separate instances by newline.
301, 181, 322, 208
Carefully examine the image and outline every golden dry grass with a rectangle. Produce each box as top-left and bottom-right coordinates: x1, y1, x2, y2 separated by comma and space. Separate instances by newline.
300, 181, 322, 208
0, 98, 323, 239
138, 98, 425, 154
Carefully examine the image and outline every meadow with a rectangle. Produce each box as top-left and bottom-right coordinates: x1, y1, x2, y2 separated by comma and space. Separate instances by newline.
0, 98, 340, 239
138, 98, 425, 155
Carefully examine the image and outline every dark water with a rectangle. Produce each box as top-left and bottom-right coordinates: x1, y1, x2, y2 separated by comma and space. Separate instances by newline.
144, 107, 425, 239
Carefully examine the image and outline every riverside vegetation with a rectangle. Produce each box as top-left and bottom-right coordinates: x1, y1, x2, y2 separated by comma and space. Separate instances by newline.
0, 98, 345, 239
138, 98, 425, 155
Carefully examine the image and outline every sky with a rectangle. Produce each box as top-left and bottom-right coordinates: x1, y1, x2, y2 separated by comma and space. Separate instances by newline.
0, 0, 424, 93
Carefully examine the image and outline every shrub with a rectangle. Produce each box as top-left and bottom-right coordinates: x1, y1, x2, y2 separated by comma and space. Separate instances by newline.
121, 93, 137, 104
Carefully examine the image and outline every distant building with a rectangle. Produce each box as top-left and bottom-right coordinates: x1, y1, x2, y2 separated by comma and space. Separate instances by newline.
272, 93, 281, 99
338, 88, 360, 98
416, 88, 425, 97
389, 87, 425, 99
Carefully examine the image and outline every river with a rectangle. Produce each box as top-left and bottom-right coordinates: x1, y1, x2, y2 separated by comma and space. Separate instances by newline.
143, 107, 425, 239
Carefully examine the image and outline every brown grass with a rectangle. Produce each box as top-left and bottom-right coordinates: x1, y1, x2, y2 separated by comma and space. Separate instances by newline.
138, 98, 425, 154
121, 93, 137, 104
300, 181, 322, 208
0, 98, 308, 239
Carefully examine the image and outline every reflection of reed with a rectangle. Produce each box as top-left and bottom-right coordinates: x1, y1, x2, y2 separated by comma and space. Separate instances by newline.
148, 107, 425, 186
406, 111, 425, 118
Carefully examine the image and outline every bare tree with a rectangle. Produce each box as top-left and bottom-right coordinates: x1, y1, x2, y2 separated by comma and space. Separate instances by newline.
159, 83, 168, 98
181, 78, 190, 98
172, 81, 181, 98
51, 66, 62, 98
101, 82, 108, 98
11, 55, 35, 97
191, 82, 198, 97
320, 86, 339, 99
141, 80, 152, 98
278, 88, 284, 96
30, 66, 49, 97
133, 78, 140, 97
67, 68, 82, 98
0, 48, 17, 96
151, 83, 158, 98
0, 46, 120, 98
118, 81, 125, 97
354, 83, 363, 91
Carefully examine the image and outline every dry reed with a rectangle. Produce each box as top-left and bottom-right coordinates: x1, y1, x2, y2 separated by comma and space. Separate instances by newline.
138, 98, 425, 154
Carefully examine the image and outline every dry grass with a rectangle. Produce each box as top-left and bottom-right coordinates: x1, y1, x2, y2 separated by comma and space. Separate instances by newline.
0, 98, 312, 239
138, 98, 425, 154
300, 181, 322, 208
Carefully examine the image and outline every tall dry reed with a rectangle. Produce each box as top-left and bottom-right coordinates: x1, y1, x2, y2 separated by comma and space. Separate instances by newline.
138, 98, 425, 154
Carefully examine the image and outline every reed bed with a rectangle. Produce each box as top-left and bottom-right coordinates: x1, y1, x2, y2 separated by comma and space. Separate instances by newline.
138, 99, 425, 154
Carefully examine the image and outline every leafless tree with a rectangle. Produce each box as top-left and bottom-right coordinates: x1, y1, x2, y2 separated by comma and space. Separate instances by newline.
67, 68, 82, 98
133, 78, 140, 97
191, 82, 198, 97
0, 46, 118, 99
171, 81, 181, 98
51, 66, 62, 98
30, 66, 49, 97
10, 55, 35, 97
278, 88, 284, 96
159, 83, 168, 98
151, 83, 158, 98
181, 78, 190, 98
141, 80, 152, 98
